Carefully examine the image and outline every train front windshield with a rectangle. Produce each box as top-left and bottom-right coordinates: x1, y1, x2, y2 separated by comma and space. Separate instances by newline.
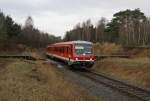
74, 43, 92, 56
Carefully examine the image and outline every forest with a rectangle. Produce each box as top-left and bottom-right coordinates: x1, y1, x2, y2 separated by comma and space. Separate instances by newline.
0, 11, 61, 51
1, 8, 150, 51
64, 8, 150, 47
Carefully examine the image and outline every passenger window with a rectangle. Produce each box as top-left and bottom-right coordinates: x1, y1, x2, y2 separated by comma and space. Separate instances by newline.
66, 47, 68, 54
69, 47, 72, 55
62, 47, 64, 54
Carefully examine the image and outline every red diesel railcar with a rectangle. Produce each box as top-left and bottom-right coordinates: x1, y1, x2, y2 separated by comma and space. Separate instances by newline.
46, 41, 96, 67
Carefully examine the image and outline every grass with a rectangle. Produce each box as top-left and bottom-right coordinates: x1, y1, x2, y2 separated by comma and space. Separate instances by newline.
126, 48, 150, 58
0, 50, 32, 56
93, 58, 150, 89
35, 61, 100, 101
0, 59, 100, 101
94, 43, 123, 55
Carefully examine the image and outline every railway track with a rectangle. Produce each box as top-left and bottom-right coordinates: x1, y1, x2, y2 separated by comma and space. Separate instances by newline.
2, 55, 149, 100
41, 57, 150, 101
18, 55, 149, 101
75, 69, 150, 101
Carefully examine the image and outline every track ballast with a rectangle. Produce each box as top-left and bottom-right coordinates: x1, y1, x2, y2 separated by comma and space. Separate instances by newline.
75, 69, 150, 101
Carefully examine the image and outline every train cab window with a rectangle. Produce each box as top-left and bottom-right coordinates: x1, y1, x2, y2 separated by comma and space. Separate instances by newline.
74, 44, 92, 56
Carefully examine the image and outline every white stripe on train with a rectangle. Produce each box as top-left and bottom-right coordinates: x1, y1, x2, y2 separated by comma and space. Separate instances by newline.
46, 53, 94, 62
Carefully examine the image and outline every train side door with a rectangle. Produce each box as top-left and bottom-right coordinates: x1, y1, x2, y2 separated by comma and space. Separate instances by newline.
64, 46, 68, 58
64, 47, 67, 57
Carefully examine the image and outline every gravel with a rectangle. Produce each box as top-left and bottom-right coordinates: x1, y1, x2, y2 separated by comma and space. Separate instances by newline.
52, 62, 142, 101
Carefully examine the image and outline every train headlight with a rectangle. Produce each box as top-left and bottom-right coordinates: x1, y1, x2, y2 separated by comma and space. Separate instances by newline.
75, 58, 78, 61
90, 58, 92, 60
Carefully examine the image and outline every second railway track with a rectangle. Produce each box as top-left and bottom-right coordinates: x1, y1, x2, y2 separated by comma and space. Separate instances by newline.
74, 69, 150, 101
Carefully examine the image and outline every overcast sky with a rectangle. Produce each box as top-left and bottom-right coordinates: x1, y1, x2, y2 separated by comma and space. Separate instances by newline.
0, 0, 149, 37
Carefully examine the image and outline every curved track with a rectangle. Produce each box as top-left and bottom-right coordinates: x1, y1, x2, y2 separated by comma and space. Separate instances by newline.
75, 69, 150, 101
46, 57, 150, 101
34, 56, 150, 101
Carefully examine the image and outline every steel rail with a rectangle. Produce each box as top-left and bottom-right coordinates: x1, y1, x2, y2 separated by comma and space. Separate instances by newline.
75, 70, 150, 101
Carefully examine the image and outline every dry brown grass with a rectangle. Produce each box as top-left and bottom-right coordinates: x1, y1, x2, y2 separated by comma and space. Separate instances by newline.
93, 42, 150, 58
0, 59, 100, 101
37, 61, 100, 101
94, 43, 123, 55
126, 48, 150, 58
93, 58, 150, 89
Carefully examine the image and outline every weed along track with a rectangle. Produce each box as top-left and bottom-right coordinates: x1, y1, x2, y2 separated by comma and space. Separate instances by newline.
46, 57, 149, 101
2, 54, 149, 101
75, 69, 150, 101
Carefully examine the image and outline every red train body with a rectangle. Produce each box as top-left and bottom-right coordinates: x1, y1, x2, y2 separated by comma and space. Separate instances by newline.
46, 41, 96, 67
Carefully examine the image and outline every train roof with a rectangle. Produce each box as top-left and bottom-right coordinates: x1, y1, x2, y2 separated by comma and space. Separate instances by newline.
47, 41, 93, 47
53, 40, 92, 45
